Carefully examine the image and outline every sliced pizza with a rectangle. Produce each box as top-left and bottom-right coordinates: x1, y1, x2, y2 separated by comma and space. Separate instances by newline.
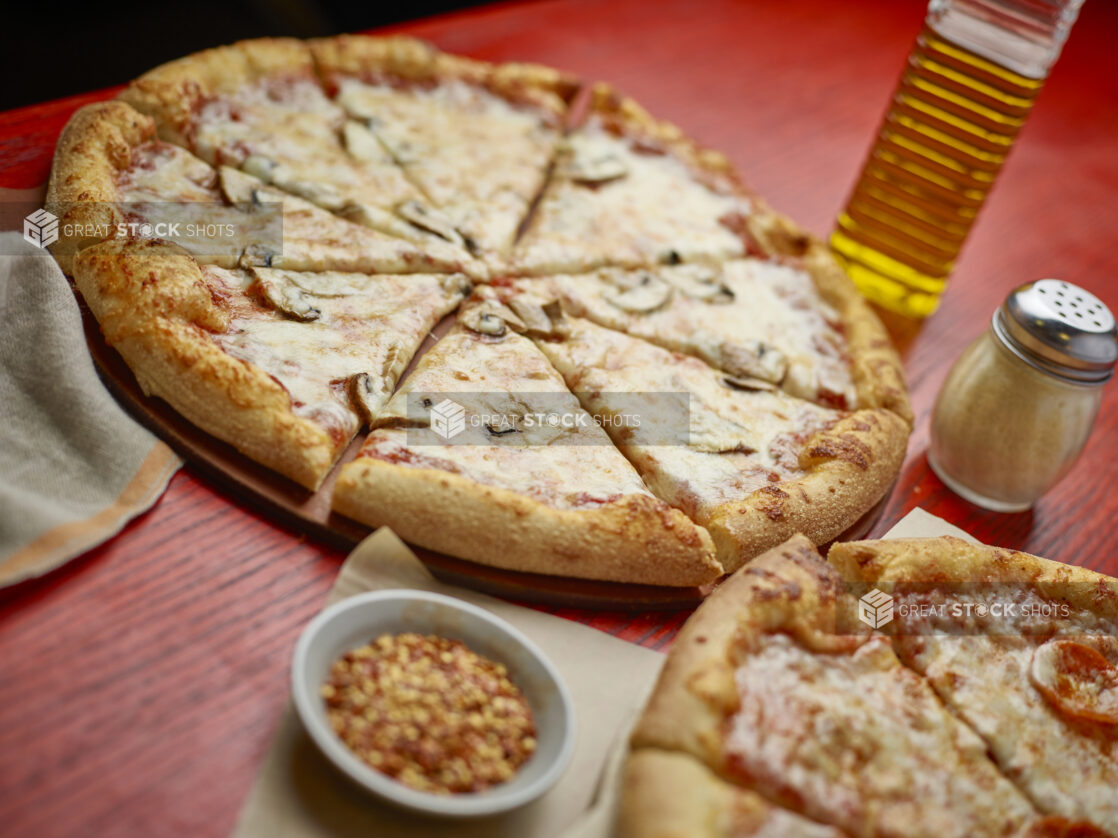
46, 101, 481, 277
331, 299, 721, 586
625, 535, 1073, 838
118, 38, 476, 252
620, 749, 846, 838
511, 83, 758, 275
311, 35, 578, 262
829, 537, 1118, 834
72, 239, 469, 489
525, 311, 907, 571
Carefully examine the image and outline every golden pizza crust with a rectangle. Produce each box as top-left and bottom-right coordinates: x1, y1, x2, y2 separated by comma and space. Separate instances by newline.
45, 101, 155, 274
829, 537, 1118, 620
619, 748, 846, 838
310, 34, 579, 119
119, 38, 316, 146
332, 455, 722, 586
72, 239, 342, 490
705, 408, 908, 573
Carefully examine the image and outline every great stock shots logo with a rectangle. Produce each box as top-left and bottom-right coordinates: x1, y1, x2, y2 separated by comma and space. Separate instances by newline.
23, 209, 59, 249
429, 399, 467, 440
858, 588, 894, 629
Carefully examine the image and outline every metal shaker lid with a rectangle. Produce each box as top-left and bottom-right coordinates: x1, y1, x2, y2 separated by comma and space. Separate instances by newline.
993, 279, 1118, 384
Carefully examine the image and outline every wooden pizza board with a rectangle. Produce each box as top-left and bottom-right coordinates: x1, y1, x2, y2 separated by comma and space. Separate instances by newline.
79, 298, 891, 610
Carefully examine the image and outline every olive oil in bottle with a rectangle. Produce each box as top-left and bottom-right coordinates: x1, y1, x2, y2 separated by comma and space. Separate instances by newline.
832, 0, 1085, 317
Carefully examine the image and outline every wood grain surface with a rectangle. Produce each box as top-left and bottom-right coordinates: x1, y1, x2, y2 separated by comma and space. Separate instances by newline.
1, 1, 1117, 835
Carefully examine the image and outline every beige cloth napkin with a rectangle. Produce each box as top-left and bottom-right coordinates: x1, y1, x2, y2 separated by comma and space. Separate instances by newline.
232, 528, 664, 838
233, 509, 978, 838
0, 231, 181, 586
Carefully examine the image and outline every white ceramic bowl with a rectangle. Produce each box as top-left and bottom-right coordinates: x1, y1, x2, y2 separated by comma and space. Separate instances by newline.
291, 589, 576, 817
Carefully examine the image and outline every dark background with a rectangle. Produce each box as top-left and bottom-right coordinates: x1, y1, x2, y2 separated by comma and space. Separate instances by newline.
1, 0, 492, 111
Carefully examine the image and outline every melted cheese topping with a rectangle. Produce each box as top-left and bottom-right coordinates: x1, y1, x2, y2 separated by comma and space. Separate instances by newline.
725, 634, 1037, 837
893, 594, 1118, 830
514, 121, 749, 274
335, 78, 560, 256
201, 267, 464, 441
115, 145, 468, 273
357, 324, 661, 511
522, 259, 855, 407
188, 77, 424, 234
534, 317, 839, 522
116, 143, 262, 264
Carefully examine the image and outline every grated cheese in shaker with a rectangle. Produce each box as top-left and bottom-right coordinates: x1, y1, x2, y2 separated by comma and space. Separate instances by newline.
929, 280, 1117, 512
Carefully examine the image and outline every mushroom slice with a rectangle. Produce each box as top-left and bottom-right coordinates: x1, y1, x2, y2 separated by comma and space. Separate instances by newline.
689, 407, 759, 455
240, 244, 278, 269
565, 152, 629, 184
343, 120, 394, 165
603, 272, 673, 313
662, 264, 735, 304
281, 178, 347, 212
722, 374, 778, 393
505, 296, 565, 338
251, 268, 321, 322
561, 135, 629, 184
396, 201, 464, 247
219, 166, 276, 208
458, 300, 520, 337
1030, 638, 1118, 725
719, 340, 787, 384
440, 274, 474, 301
241, 154, 278, 183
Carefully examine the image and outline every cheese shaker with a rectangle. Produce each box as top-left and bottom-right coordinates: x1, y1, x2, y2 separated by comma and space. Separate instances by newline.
929, 279, 1117, 511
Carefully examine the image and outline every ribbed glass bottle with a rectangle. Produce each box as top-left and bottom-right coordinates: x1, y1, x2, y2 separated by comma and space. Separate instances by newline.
831, 0, 1085, 317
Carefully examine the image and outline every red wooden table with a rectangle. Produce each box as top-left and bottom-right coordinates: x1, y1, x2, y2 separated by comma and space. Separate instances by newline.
2, 1, 1117, 835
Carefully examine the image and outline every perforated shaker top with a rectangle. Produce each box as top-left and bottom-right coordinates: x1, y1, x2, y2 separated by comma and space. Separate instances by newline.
995, 279, 1118, 383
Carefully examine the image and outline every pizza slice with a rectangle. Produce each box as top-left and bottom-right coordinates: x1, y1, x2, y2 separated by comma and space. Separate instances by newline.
505, 251, 908, 411
72, 239, 469, 489
331, 299, 721, 586
46, 101, 482, 277
624, 535, 1078, 838
511, 83, 762, 275
311, 35, 578, 262
118, 38, 477, 252
829, 537, 1118, 834
524, 310, 906, 571
620, 749, 846, 838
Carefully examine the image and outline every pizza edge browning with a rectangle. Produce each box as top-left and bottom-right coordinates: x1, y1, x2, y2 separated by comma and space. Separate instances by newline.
72, 239, 344, 490
829, 536, 1118, 620
703, 408, 909, 573
118, 37, 317, 147
309, 33, 581, 120
333, 456, 723, 586
46, 101, 155, 275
